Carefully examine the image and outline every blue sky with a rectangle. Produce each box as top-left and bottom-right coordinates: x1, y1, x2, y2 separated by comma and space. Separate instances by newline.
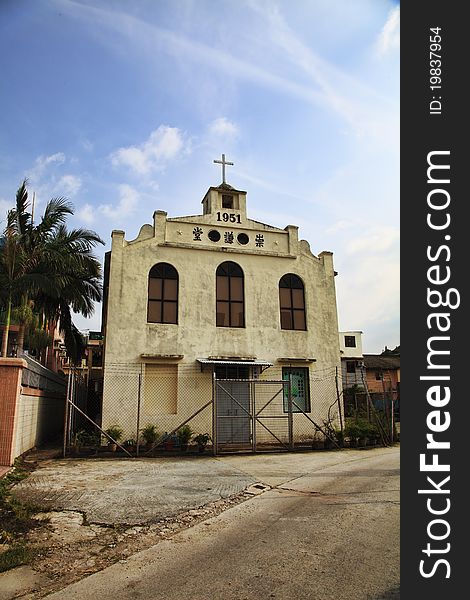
0, 0, 399, 353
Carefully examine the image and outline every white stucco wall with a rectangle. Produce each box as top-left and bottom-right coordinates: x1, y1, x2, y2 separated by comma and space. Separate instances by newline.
339, 331, 363, 358
102, 185, 341, 443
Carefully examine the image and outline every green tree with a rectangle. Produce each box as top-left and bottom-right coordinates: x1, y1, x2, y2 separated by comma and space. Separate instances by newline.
0, 180, 104, 363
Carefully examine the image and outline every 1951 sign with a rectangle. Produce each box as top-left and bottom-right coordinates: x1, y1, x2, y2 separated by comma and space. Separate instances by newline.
217, 212, 242, 224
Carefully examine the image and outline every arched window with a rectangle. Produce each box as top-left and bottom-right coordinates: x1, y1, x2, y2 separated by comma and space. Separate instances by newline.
147, 263, 178, 324
279, 274, 306, 330
216, 261, 245, 327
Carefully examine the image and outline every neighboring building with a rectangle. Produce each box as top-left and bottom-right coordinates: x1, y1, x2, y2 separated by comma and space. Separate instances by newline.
339, 331, 365, 390
101, 168, 342, 448
0, 316, 68, 374
85, 331, 104, 384
0, 319, 19, 358
363, 354, 400, 403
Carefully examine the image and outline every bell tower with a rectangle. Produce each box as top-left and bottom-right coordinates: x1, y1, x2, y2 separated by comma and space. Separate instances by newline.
201, 153, 247, 219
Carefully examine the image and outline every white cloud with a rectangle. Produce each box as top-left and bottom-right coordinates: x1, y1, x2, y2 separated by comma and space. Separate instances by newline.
110, 125, 185, 175
209, 117, 239, 138
28, 152, 65, 179
336, 254, 399, 343
58, 0, 390, 136
376, 6, 400, 57
346, 226, 399, 255
81, 139, 94, 152
55, 174, 82, 197
37, 152, 66, 168
99, 184, 139, 219
147, 180, 160, 192
325, 219, 355, 235
77, 203, 95, 224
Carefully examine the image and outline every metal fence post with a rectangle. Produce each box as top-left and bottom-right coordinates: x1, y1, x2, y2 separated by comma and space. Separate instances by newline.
251, 380, 256, 452
288, 378, 293, 450
69, 369, 76, 447
335, 366, 344, 436
136, 367, 142, 457
63, 370, 72, 457
212, 370, 217, 455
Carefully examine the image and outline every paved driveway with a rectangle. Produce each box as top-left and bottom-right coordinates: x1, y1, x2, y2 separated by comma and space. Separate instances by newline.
12, 448, 398, 525
40, 447, 400, 600
12, 455, 258, 524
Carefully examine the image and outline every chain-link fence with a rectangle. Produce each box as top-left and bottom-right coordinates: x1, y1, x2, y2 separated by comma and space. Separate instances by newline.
341, 370, 398, 446
64, 362, 348, 456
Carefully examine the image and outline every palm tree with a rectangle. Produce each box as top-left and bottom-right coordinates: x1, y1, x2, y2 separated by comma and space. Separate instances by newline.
0, 180, 104, 363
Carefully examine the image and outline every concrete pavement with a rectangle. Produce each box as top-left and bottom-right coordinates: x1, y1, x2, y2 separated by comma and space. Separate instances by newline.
11, 455, 258, 525
3, 447, 399, 599
42, 447, 400, 600
12, 448, 399, 527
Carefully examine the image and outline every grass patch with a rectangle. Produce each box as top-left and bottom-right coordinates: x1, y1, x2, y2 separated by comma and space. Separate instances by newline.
0, 544, 36, 573
0, 458, 40, 570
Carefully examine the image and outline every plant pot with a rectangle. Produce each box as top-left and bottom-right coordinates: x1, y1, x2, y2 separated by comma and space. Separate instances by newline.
108, 443, 117, 452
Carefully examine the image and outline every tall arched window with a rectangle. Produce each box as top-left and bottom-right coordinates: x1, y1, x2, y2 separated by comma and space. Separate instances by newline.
147, 263, 178, 324
279, 273, 306, 330
216, 261, 245, 327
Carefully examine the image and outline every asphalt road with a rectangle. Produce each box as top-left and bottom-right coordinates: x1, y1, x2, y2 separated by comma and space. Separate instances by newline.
45, 447, 399, 600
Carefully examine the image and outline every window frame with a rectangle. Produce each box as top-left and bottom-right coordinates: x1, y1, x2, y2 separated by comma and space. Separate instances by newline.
147, 262, 179, 324
344, 335, 356, 348
216, 261, 245, 328
279, 273, 307, 331
346, 360, 357, 374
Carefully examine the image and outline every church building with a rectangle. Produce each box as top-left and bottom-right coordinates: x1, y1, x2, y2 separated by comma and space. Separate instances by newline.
101, 156, 342, 451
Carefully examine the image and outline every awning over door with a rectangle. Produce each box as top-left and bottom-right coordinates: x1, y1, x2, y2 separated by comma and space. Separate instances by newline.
197, 358, 273, 367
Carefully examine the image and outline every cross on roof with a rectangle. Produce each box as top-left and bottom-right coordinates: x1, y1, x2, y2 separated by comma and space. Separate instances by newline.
213, 153, 234, 184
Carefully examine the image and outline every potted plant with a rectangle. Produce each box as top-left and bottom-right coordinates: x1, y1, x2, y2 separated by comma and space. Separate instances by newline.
176, 424, 193, 451
334, 427, 344, 448
141, 424, 159, 448
193, 433, 211, 453
74, 429, 99, 455
344, 420, 360, 447
123, 438, 137, 453
311, 431, 323, 450
104, 425, 123, 451
358, 419, 375, 447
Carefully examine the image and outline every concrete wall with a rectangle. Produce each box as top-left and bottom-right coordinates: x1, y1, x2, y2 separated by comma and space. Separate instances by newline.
14, 389, 65, 458
339, 331, 363, 359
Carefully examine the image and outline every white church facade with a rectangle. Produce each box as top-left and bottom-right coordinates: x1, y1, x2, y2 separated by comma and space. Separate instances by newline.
101, 158, 342, 451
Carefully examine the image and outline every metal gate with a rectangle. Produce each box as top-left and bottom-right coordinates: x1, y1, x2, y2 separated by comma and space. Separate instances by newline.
214, 379, 292, 452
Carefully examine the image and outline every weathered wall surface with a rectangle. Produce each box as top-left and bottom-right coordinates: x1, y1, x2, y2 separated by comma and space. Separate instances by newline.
102, 186, 341, 439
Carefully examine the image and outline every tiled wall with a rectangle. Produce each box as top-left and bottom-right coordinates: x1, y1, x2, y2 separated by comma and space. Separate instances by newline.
13, 390, 65, 459
0, 358, 25, 465
0, 358, 66, 466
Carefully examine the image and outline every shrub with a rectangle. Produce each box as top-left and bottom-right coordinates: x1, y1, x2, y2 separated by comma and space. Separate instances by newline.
194, 433, 211, 446
104, 425, 123, 443
176, 425, 193, 446
141, 424, 159, 444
